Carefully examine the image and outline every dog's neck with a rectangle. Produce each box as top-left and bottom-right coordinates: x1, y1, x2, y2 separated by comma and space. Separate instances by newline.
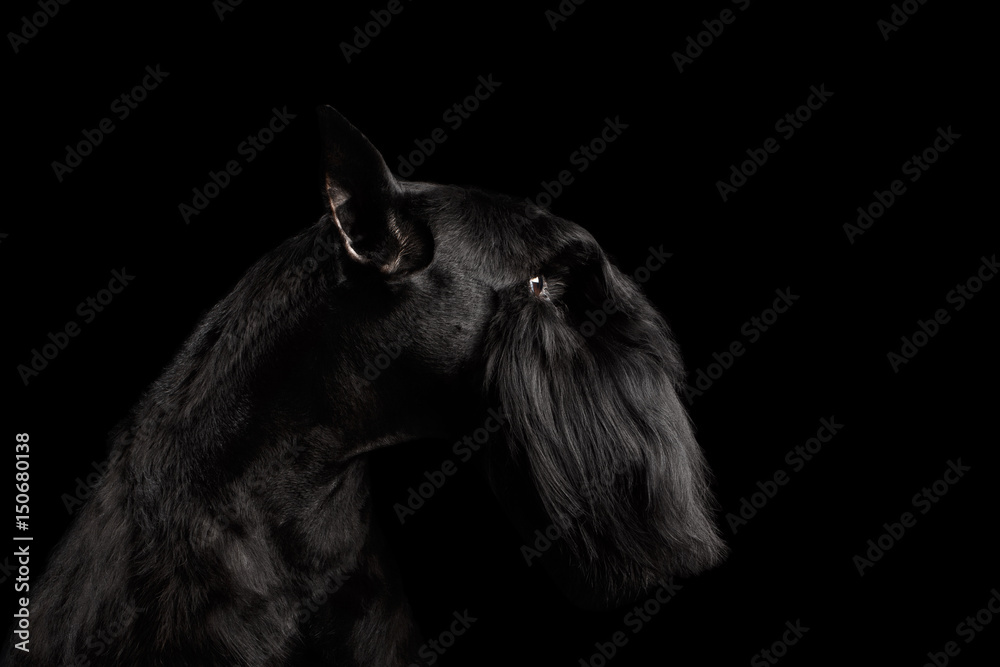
30, 221, 428, 665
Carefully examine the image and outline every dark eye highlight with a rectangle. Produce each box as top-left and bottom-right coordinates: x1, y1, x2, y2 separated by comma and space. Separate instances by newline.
528, 275, 548, 299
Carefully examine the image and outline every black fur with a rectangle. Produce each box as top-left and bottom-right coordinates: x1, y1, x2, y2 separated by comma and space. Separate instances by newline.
5, 108, 726, 666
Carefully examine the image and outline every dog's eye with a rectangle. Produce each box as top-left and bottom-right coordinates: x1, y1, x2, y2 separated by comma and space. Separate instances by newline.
528, 275, 548, 299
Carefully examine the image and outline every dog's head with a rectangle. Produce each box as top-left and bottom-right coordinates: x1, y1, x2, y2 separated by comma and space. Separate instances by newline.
318, 106, 727, 605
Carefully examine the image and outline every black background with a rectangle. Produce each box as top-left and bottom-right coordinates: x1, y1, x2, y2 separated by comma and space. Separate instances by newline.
5, 1, 997, 665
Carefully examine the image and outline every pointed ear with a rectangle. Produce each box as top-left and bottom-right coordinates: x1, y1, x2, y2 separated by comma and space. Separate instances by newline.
317, 106, 431, 274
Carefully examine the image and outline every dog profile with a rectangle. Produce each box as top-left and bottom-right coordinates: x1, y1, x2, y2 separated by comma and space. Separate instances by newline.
5, 107, 726, 666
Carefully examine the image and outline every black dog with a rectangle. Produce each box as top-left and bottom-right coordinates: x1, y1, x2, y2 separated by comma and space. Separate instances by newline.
6, 108, 726, 666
